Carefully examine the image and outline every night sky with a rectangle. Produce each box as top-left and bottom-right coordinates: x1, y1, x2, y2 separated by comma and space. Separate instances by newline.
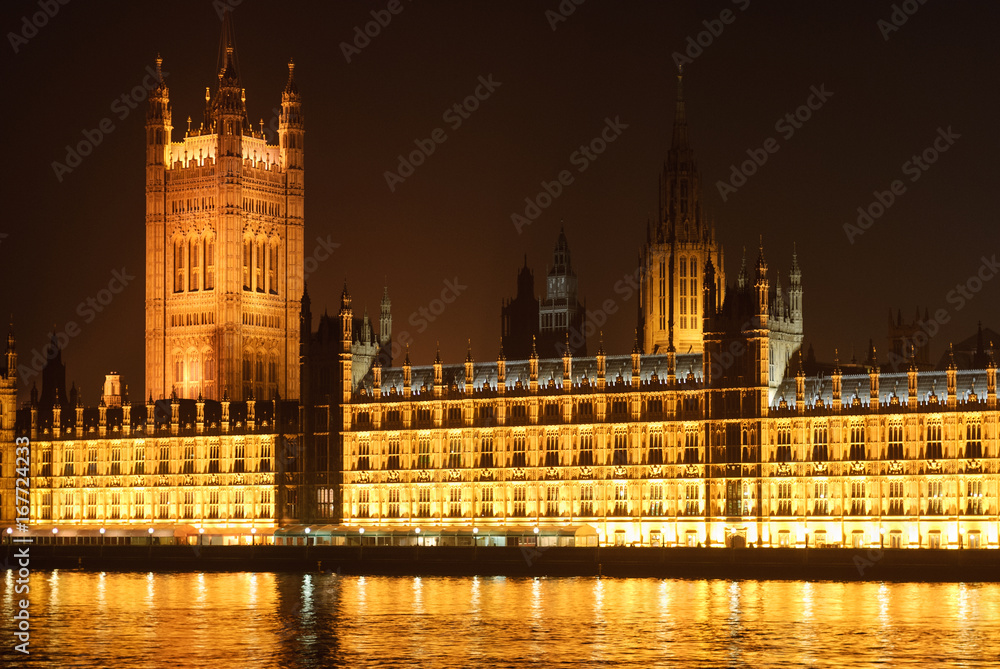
2, 0, 998, 404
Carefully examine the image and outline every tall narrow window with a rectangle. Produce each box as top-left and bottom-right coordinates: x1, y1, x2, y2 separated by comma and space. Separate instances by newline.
579, 433, 593, 467
233, 444, 245, 474
580, 486, 594, 516
812, 425, 829, 461
418, 488, 431, 517
965, 422, 983, 459
205, 238, 215, 290
926, 422, 943, 459
512, 435, 526, 468
658, 261, 666, 330
928, 480, 943, 514
613, 430, 627, 466
174, 240, 186, 292
849, 425, 866, 461
256, 239, 265, 292
478, 435, 494, 469
268, 243, 278, 294
887, 422, 903, 460
243, 239, 252, 290
545, 433, 559, 467
649, 431, 663, 465
189, 238, 200, 291
417, 436, 431, 470
387, 438, 400, 470
888, 480, 904, 515
448, 437, 462, 469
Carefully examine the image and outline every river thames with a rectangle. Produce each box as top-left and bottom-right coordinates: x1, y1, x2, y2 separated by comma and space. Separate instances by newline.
3, 571, 1000, 667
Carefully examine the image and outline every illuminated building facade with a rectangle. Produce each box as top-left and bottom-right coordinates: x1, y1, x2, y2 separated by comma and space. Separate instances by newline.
339, 275, 999, 549
144, 23, 304, 403
11, 396, 300, 542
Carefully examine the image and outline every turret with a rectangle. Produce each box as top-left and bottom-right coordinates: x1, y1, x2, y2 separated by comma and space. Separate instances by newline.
596, 333, 606, 391
789, 243, 802, 323
170, 392, 180, 435
831, 350, 842, 412
221, 389, 230, 433
402, 345, 412, 398
145, 54, 171, 167
868, 341, 880, 409
339, 283, 353, 402
196, 392, 205, 434
74, 390, 83, 434
947, 344, 957, 408
98, 396, 107, 438
795, 352, 806, 413
433, 345, 443, 398
563, 334, 573, 392
529, 336, 539, 393
380, 284, 392, 355
4, 323, 16, 381
754, 243, 769, 323
247, 394, 256, 431
907, 354, 919, 408
497, 341, 506, 394
53, 388, 62, 439
372, 360, 382, 399
146, 393, 155, 433
631, 330, 641, 389
987, 343, 996, 408
122, 386, 132, 436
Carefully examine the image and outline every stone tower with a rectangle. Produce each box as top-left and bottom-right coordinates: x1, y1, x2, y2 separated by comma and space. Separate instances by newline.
144, 17, 304, 401
538, 226, 587, 358
639, 73, 725, 355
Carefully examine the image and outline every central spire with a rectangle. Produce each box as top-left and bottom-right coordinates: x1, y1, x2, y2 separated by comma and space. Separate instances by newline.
671, 70, 689, 150
217, 10, 240, 83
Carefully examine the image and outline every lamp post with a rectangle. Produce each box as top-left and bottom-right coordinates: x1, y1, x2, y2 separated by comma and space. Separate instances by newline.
99, 527, 106, 558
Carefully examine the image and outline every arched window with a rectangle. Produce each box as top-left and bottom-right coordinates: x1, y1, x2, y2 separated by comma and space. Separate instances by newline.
205, 237, 215, 290
255, 239, 265, 292
268, 242, 278, 295
189, 238, 201, 291
243, 239, 252, 290
174, 240, 186, 293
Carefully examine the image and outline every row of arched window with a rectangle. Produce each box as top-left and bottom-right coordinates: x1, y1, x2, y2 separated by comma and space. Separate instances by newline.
173, 237, 216, 293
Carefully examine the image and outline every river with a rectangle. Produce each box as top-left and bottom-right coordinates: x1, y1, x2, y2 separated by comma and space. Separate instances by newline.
3, 571, 999, 667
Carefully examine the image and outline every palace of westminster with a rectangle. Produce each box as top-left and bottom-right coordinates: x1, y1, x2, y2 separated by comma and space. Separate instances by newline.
1, 27, 997, 551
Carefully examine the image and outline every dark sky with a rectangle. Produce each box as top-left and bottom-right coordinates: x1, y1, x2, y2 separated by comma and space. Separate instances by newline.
2, 0, 998, 404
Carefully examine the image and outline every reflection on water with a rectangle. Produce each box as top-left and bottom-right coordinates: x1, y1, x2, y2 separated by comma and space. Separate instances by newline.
3, 571, 1000, 668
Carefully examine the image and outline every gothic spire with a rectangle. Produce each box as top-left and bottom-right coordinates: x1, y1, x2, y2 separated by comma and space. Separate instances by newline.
671, 70, 689, 150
